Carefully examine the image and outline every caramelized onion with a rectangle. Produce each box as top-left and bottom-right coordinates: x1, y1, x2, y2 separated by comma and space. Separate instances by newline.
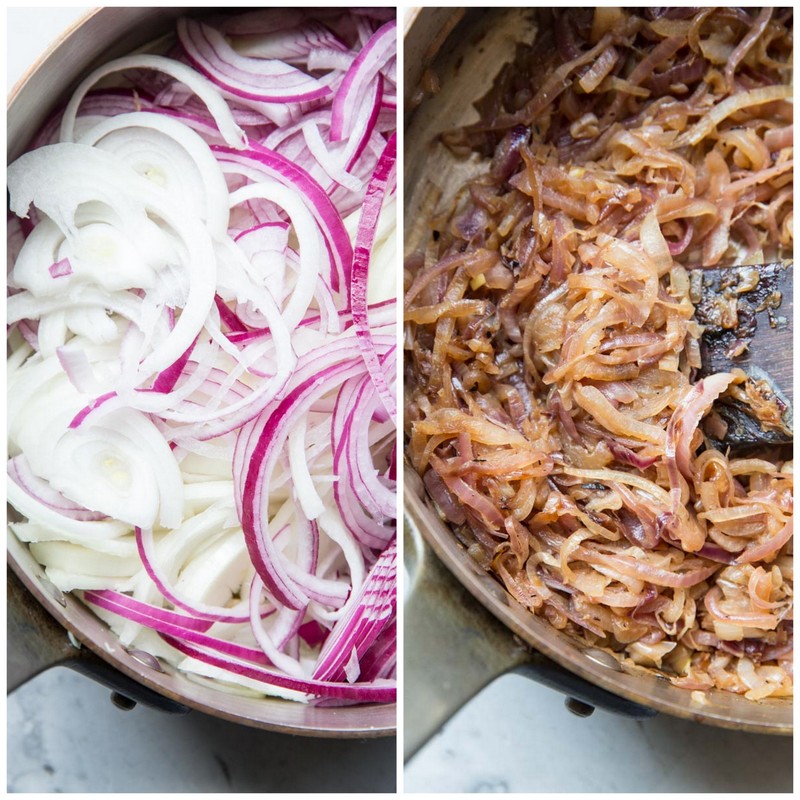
408, 8, 792, 701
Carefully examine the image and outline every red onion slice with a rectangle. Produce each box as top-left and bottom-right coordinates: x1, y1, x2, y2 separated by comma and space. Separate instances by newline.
177, 17, 331, 104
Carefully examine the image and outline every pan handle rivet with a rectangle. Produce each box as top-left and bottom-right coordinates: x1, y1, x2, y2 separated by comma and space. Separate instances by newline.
110, 692, 137, 711
127, 648, 163, 673
565, 697, 595, 717
582, 647, 623, 671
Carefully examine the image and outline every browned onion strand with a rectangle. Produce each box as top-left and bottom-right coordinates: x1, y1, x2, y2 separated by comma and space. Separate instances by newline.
406, 8, 792, 700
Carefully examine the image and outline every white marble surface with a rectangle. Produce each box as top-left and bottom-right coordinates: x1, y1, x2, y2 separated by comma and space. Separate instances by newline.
6, 7, 93, 91
6, 9, 396, 793
404, 672, 793, 793
10, 669, 395, 793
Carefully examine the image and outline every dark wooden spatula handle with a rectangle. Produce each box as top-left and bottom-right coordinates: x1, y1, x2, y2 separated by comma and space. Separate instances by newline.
692, 261, 792, 449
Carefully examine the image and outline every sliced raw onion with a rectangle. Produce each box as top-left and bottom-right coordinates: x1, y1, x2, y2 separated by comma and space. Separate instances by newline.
7, 9, 397, 707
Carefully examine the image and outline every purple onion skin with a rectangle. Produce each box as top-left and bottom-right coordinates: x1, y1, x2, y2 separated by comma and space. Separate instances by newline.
490, 125, 529, 183
696, 543, 741, 564
453, 204, 490, 241
718, 638, 768, 661
667, 221, 694, 256
424, 468, 466, 525
618, 507, 660, 549
649, 56, 708, 95
555, 11, 583, 62
608, 439, 657, 470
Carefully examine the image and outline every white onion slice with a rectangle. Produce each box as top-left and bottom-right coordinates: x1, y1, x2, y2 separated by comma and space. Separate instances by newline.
59, 54, 247, 149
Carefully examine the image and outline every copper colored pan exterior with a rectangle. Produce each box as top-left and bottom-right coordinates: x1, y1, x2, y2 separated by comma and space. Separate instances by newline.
7, 7, 394, 738
403, 7, 791, 750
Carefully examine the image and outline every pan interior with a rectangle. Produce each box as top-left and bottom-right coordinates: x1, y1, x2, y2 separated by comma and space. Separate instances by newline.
7, 6, 395, 737
403, 6, 792, 734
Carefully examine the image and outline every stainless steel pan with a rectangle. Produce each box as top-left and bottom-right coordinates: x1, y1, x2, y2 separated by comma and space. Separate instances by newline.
7, 6, 395, 738
403, 7, 792, 760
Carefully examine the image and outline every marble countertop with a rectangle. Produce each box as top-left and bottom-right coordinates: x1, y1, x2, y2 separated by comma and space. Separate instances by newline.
404, 671, 792, 793
6, 9, 395, 793
7, 578, 395, 791
7, 8, 92, 92
10, 669, 395, 793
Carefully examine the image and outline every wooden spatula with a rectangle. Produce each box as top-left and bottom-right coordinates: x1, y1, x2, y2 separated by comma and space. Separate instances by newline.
692, 261, 792, 450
